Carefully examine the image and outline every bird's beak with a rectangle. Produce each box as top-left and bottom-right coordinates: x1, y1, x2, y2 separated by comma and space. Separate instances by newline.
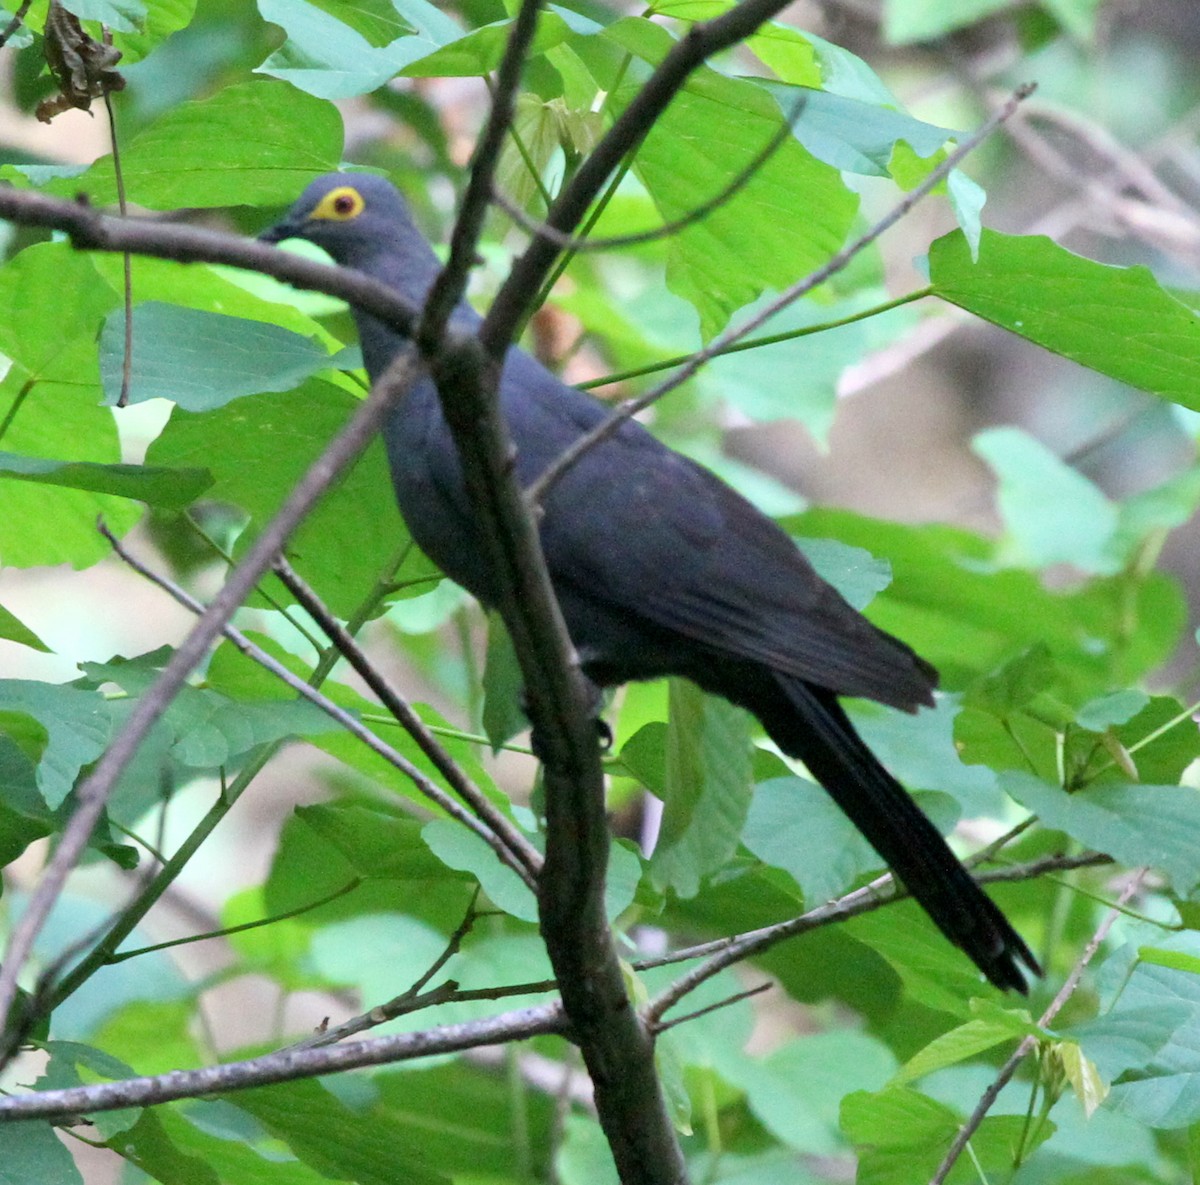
257, 217, 303, 245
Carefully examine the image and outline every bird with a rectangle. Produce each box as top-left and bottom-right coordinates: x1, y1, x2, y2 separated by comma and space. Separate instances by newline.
260, 172, 1039, 992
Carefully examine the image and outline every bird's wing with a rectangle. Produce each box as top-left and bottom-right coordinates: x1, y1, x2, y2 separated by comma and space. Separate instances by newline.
507, 366, 935, 710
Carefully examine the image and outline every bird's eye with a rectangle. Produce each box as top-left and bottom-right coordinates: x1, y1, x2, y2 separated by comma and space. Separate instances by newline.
312, 186, 365, 222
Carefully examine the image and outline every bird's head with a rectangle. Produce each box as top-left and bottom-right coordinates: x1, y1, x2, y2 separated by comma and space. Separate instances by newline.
258, 172, 429, 273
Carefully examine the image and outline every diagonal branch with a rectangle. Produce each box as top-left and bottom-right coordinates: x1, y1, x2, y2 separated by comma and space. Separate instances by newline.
272, 557, 542, 878
526, 82, 1035, 508
101, 528, 537, 890
480, 0, 814, 358
929, 869, 1147, 1184
643, 851, 1110, 1024
0, 348, 426, 1045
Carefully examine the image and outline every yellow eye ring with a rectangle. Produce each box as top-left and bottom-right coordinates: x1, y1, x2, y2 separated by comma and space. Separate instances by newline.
311, 185, 365, 222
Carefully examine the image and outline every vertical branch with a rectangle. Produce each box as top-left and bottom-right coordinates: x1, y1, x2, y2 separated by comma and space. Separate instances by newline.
409, 1, 691, 1178
103, 87, 134, 408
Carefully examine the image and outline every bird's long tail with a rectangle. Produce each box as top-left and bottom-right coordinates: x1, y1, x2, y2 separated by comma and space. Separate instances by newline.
764, 675, 1039, 992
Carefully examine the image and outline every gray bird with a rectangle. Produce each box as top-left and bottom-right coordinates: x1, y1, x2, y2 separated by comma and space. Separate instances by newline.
261, 172, 1038, 992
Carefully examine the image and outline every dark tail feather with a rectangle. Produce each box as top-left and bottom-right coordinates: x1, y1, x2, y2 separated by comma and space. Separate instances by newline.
761, 675, 1039, 992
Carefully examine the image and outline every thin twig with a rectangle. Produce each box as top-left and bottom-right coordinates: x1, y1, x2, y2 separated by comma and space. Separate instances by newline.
0, 0, 31, 48
575, 289, 931, 392
273, 558, 543, 878
526, 82, 1036, 509
39, 547, 414, 1023
105, 879, 363, 965
491, 93, 805, 254
480, 0, 816, 357
652, 981, 771, 1034
640, 851, 1110, 1017
102, 83, 134, 408
420, 0, 544, 347
0, 1003, 567, 1124
928, 869, 1148, 1185
289, 979, 560, 1050
0, 349, 427, 1039
101, 528, 537, 892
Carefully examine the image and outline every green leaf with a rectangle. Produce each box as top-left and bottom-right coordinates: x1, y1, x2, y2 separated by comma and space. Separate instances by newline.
1101, 933, 1200, 1127
308, 911, 456, 996
481, 611, 525, 750
843, 1086, 1053, 1185
80, 650, 339, 769
606, 18, 857, 338
1077, 690, 1150, 732
891, 1011, 1033, 1085
742, 775, 879, 905
232, 1080, 451, 1185
0, 731, 55, 866
404, 8, 600, 77
650, 680, 753, 898
99, 303, 346, 410
36, 1041, 140, 1139
722, 1030, 896, 1153
103, 1109, 220, 1185
0, 681, 111, 809
556, 1115, 622, 1185
1067, 1003, 1190, 1081
930, 230, 1200, 410
0, 1121, 82, 1185
370, 1062, 556, 1178
0, 604, 49, 652
883, 0, 1012, 44
760, 82, 955, 176
744, 20, 822, 85
973, 426, 1120, 572
110, 0, 197, 65
152, 1104, 332, 1184
699, 291, 918, 442
795, 534, 893, 610
0, 451, 211, 508
848, 901, 1009, 1013
946, 168, 986, 258
841, 1086, 960, 1185
307, 0, 413, 45
145, 381, 409, 619
789, 507, 1185, 697
0, 243, 140, 568
258, 0, 461, 99
298, 802, 455, 882
43, 79, 343, 208
1059, 1039, 1109, 1116
1004, 771, 1200, 893
422, 817, 537, 922
61, 0, 146, 31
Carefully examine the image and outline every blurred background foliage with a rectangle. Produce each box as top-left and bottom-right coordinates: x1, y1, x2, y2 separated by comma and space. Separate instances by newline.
3, 0, 1200, 1181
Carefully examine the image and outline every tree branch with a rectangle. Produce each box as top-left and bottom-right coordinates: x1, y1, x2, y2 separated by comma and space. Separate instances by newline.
643, 851, 1110, 1024
419, 0, 544, 345
526, 82, 1035, 508
0, 1004, 567, 1124
100, 528, 537, 889
479, 0, 809, 357
929, 869, 1147, 1184
272, 557, 542, 879
0, 348, 426, 1046
396, 5, 693, 1180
